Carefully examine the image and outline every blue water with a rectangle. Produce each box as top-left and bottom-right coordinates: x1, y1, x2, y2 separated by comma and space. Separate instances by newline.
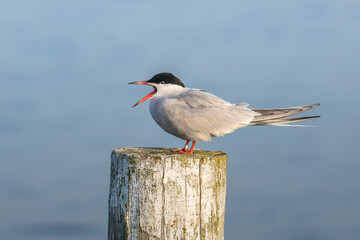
1, 1, 360, 239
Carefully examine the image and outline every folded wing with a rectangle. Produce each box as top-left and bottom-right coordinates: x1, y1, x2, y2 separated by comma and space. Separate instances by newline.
161, 90, 256, 141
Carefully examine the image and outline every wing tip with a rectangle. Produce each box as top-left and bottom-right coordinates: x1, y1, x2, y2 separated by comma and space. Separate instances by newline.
311, 103, 320, 108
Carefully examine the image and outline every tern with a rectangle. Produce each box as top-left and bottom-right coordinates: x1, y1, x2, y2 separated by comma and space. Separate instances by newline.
129, 72, 320, 154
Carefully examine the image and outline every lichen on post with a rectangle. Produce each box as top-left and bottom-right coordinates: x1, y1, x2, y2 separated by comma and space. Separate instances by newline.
108, 147, 227, 240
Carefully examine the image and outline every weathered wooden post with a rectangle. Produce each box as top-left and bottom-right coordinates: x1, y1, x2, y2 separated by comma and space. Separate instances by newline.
108, 147, 227, 240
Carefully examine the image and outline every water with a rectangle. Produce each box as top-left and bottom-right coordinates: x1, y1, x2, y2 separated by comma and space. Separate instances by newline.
1, 1, 359, 239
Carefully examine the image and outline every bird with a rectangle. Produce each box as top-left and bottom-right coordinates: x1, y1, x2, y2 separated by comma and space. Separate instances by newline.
129, 72, 320, 154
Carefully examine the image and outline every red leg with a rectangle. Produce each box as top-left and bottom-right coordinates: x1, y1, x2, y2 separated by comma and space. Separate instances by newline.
187, 141, 196, 153
173, 141, 196, 154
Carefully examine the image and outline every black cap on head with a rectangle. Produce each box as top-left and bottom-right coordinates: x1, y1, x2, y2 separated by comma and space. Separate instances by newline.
148, 72, 185, 88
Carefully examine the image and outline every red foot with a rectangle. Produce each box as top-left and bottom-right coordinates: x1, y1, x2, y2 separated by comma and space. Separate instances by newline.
173, 149, 194, 154
173, 141, 196, 154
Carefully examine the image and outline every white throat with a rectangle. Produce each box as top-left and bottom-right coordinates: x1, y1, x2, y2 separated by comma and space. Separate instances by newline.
152, 84, 185, 98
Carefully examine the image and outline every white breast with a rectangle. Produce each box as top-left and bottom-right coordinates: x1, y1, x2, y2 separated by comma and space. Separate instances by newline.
149, 96, 195, 141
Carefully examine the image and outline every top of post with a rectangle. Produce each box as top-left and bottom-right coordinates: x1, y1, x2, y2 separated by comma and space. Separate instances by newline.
112, 147, 227, 158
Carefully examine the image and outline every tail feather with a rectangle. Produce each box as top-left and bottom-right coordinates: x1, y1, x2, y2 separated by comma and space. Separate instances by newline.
248, 116, 320, 126
249, 103, 320, 126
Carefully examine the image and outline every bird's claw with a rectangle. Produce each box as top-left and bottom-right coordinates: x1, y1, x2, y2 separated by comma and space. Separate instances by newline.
173, 149, 193, 154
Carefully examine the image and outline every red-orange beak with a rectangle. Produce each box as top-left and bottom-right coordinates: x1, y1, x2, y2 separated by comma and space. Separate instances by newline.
128, 81, 157, 108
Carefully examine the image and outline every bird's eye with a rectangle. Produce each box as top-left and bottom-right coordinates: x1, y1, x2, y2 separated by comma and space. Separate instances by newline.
160, 81, 165, 84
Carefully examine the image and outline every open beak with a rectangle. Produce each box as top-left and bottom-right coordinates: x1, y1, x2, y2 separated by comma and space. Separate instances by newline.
128, 81, 157, 108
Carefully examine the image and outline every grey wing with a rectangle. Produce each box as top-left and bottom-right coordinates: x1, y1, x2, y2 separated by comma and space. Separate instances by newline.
249, 103, 320, 126
251, 104, 319, 121
179, 89, 232, 107
165, 89, 256, 141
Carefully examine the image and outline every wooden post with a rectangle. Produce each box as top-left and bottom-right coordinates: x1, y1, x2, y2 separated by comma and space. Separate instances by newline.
108, 147, 228, 240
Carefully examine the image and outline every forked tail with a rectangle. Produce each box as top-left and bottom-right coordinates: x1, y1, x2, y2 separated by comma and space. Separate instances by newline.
249, 103, 320, 126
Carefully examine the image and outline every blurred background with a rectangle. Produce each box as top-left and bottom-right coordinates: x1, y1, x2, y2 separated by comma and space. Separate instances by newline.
1, 0, 359, 239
